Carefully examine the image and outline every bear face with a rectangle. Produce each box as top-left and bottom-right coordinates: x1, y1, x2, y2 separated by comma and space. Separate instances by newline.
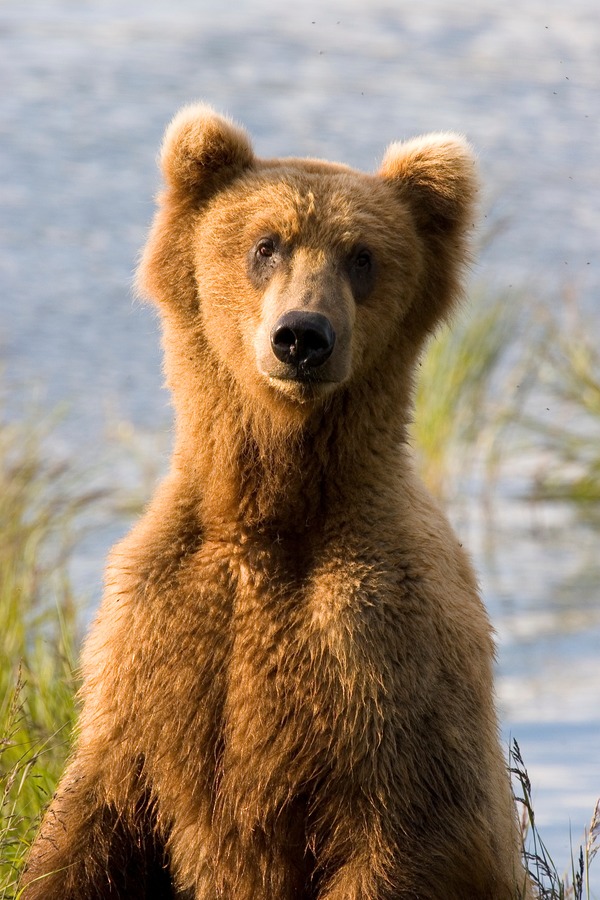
195, 171, 421, 409
138, 104, 478, 426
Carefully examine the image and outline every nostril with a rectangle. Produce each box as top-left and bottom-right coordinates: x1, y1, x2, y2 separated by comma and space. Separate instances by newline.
272, 327, 298, 360
305, 328, 332, 354
271, 312, 336, 369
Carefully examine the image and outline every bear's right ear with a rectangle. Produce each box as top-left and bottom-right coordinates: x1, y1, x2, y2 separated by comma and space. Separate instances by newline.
160, 103, 255, 196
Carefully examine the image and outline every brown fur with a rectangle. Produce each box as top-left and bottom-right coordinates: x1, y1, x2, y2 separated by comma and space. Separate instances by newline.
22, 104, 531, 899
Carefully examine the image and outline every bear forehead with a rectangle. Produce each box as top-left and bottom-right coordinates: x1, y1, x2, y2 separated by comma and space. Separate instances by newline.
201, 166, 411, 252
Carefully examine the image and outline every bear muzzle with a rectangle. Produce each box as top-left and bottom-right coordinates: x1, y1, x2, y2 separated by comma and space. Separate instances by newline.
270, 310, 336, 379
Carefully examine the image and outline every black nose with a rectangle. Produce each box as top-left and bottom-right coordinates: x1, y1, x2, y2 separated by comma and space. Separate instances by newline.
270, 311, 336, 370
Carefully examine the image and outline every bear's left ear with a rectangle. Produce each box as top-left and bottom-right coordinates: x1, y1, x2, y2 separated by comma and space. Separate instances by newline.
378, 133, 478, 235
160, 103, 255, 196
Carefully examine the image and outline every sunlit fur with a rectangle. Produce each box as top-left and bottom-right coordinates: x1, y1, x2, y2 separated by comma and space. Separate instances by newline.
23, 105, 531, 899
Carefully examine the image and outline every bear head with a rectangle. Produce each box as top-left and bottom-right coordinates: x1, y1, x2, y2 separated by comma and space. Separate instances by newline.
138, 104, 478, 430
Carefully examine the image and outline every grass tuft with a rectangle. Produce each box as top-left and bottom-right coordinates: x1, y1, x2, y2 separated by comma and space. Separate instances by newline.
413, 289, 526, 501
518, 292, 600, 507
0, 408, 93, 897
511, 739, 599, 899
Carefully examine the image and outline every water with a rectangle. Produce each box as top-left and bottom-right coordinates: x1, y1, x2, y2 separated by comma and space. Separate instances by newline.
1, 0, 598, 887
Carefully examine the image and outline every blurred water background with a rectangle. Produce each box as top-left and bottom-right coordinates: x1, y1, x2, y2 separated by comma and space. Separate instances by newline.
1, 0, 598, 887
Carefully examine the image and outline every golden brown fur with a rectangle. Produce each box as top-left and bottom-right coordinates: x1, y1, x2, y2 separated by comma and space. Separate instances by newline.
22, 104, 530, 899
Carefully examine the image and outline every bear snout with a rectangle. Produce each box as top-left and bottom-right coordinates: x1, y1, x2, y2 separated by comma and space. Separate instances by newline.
270, 310, 336, 375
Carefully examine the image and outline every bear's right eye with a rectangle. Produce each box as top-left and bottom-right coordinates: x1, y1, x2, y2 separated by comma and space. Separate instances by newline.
256, 238, 277, 259
247, 237, 282, 286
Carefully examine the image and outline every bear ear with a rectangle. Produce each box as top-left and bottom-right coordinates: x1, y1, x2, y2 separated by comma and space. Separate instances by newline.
378, 133, 478, 235
160, 103, 255, 195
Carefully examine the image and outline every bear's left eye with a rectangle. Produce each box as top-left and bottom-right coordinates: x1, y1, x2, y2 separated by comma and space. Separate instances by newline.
353, 248, 372, 272
348, 245, 376, 302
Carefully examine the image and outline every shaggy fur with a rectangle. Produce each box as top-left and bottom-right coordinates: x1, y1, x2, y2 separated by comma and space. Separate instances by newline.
23, 105, 530, 899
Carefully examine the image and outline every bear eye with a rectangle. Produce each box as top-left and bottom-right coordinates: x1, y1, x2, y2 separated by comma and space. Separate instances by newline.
256, 238, 277, 259
248, 236, 282, 286
347, 245, 376, 302
354, 248, 372, 272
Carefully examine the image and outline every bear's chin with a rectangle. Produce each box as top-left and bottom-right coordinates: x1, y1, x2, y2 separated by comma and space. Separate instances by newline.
244, 374, 340, 429
267, 375, 339, 404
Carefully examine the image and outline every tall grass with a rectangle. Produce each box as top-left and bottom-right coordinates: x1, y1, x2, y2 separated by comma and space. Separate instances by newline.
412, 289, 527, 501
413, 287, 600, 512
0, 411, 97, 897
511, 740, 600, 900
518, 292, 600, 506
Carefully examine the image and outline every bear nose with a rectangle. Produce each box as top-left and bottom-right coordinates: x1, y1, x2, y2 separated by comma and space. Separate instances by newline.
270, 311, 336, 370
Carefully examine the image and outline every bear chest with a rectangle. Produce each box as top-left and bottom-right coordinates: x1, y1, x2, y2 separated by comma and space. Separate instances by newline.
218, 540, 398, 778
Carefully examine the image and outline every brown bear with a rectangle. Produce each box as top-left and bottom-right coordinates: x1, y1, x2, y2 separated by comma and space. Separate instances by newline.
22, 104, 530, 900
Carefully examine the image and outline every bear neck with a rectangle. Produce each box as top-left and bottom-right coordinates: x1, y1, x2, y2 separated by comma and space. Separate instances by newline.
169, 359, 413, 538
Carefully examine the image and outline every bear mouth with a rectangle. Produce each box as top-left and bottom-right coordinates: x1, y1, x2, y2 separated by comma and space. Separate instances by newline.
267, 369, 338, 402
277, 363, 330, 384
